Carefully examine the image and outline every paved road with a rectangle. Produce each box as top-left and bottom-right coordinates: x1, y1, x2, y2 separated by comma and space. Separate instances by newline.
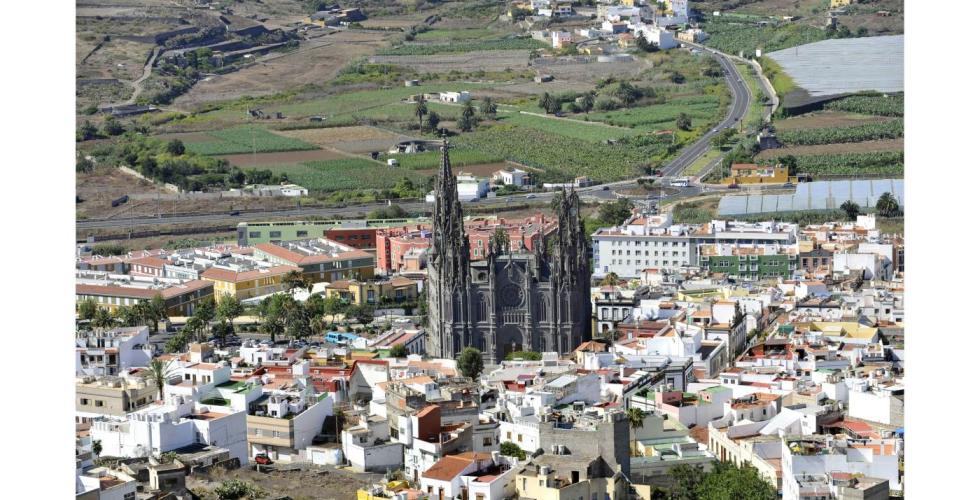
659, 45, 752, 179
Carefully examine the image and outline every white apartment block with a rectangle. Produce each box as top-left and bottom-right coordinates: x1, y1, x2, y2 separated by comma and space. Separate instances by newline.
592, 214, 798, 278
76, 326, 154, 377
90, 395, 248, 465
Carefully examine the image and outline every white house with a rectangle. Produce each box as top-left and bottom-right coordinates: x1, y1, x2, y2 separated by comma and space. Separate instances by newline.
551, 30, 572, 49
76, 326, 155, 377
439, 91, 471, 103
781, 436, 901, 499
342, 415, 405, 472
456, 173, 490, 201
493, 168, 531, 186
420, 451, 516, 500
90, 395, 249, 465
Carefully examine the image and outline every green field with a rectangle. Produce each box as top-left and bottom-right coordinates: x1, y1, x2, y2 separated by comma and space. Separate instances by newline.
455, 124, 673, 183
414, 28, 497, 41
499, 113, 640, 142
184, 127, 318, 155
581, 95, 722, 131
701, 18, 826, 56
778, 120, 903, 145
381, 148, 504, 170
758, 151, 904, 177
269, 84, 493, 120
378, 38, 547, 56
258, 158, 427, 192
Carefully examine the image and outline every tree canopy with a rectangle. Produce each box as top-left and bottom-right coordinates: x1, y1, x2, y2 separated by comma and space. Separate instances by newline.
457, 347, 484, 380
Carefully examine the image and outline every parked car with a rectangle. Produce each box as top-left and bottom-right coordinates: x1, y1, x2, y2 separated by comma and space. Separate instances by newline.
229, 210, 241, 216
254, 454, 273, 465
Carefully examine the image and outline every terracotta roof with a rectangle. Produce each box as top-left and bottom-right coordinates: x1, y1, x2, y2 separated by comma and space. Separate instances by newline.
130, 256, 169, 268
202, 264, 301, 283
76, 280, 213, 300
422, 452, 492, 481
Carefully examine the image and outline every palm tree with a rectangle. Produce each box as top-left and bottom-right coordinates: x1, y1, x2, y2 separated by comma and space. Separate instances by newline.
92, 308, 116, 330
414, 94, 428, 134
283, 269, 311, 294
148, 294, 168, 333
92, 439, 102, 458
480, 96, 497, 119
627, 407, 646, 457
148, 358, 175, 402
581, 92, 594, 114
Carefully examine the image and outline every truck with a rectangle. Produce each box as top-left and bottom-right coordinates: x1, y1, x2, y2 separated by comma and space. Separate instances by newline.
669, 178, 690, 188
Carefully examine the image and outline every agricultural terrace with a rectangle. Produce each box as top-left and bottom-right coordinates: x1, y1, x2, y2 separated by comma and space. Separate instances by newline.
760, 93, 904, 178
183, 127, 318, 156
701, 16, 827, 57
255, 158, 427, 193
455, 125, 674, 183
381, 149, 504, 170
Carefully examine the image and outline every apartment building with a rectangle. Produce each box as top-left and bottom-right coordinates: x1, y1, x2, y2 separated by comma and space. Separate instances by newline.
324, 276, 421, 306
76, 326, 154, 377
75, 272, 214, 316
253, 238, 375, 283
76, 375, 157, 419
201, 263, 301, 300
699, 243, 798, 280
593, 214, 798, 278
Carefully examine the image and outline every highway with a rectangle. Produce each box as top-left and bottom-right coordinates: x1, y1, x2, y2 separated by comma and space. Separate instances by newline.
77, 46, 761, 232
659, 44, 752, 178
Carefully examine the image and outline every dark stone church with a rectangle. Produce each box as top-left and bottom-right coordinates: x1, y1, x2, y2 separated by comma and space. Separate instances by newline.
426, 140, 591, 363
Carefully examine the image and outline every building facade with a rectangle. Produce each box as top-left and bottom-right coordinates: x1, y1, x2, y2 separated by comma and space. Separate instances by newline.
426, 141, 591, 363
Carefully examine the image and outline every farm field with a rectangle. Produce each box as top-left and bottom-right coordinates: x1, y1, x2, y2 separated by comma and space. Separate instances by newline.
217, 149, 348, 167
776, 111, 891, 131
756, 139, 904, 159
455, 124, 673, 183
498, 113, 639, 142
257, 158, 426, 192
175, 30, 391, 108
182, 127, 318, 156
378, 38, 547, 56
700, 17, 827, 56
370, 51, 535, 74
276, 126, 416, 153
758, 151, 904, 177
777, 120, 902, 145
268, 83, 495, 119
581, 95, 723, 132
382, 149, 504, 170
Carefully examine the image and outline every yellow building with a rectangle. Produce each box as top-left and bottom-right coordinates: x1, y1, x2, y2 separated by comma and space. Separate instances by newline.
76, 279, 214, 317
201, 264, 301, 301
831, 0, 852, 8
722, 163, 791, 186
803, 321, 879, 342
324, 276, 420, 306
253, 239, 375, 284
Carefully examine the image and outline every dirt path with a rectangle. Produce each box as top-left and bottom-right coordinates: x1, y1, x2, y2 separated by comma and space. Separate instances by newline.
126, 46, 160, 105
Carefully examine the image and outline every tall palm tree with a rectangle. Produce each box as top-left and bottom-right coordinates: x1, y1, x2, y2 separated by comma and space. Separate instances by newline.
414, 95, 428, 134
627, 407, 646, 457
148, 358, 175, 402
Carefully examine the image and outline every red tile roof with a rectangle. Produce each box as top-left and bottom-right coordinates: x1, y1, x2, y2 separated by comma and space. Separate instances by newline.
201, 264, 301, 283
422, 452, 491, 481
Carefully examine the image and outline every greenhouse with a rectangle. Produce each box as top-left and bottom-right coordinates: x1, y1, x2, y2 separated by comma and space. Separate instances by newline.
717, 179, 904, 216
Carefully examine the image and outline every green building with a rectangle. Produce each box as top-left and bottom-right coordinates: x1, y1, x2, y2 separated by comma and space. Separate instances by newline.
699, 244, 797, 280
237, 218, 429, 246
